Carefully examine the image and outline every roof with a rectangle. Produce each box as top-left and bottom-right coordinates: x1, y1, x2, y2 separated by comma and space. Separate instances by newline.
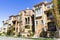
18, 8, 34, 15
18, 8, 34, 13
9, 15, 17, 18
34, 2, 52, 7
16, 15, 20, 16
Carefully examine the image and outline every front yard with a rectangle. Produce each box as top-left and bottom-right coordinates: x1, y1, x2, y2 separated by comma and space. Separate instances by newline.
28, 38, 54, 40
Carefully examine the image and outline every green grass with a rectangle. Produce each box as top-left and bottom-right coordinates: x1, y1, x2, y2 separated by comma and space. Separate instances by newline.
33, 38, 53, 40
28, 38, 54, 40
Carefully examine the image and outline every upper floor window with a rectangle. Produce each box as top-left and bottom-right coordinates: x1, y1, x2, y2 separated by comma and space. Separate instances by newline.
28, 17, 30, 24
36, 21, 38, 25
35, 8, 41, 15
47, 5, 50, 8
47, 6, 50, 8
41, 20, 44, 24
25, 18, 27, 24
48, 22, 56, 31
46, 4, 50, 8
25, 17, 30, 24
3, 28, 6, 30
4, 24, 8, 28
17, 16, 22, 21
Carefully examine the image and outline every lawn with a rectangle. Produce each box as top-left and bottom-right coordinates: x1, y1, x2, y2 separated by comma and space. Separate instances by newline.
28, 38, 54, 40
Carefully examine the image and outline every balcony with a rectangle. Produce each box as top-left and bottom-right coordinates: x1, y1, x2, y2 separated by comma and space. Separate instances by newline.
47, 22, 57, 31
9, 15, 17, 21
16, 15, 22, 22
36, 14, 42, 17
3, 20, 8, 24
47, 15, 54, 21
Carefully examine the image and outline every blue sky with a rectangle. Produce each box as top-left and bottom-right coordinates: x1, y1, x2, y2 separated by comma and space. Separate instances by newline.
0, 0, 51, 27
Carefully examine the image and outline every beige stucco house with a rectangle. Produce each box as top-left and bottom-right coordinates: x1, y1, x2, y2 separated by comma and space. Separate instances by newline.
33, 1, 57, 37
18, 8, 35, 37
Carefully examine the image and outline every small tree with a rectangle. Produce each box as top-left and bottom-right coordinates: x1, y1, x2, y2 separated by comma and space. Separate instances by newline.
40, 29, 47, 37
6, 26, 15, 36
27, 30, 34, 37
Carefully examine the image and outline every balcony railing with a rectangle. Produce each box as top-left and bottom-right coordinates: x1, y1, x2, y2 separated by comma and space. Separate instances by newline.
47, 15, 54, 21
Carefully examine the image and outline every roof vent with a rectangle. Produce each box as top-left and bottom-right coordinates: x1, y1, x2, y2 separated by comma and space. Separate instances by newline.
26, 7, 29, 9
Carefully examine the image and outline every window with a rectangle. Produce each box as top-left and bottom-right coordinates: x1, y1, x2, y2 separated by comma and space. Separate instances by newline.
25, 18, 27, 24
36, 21, 38, 24
35, 8, 41, 15
12, 21, 16, 25
52, 5, 54, 8
18, 16, 22, 20
16, 27, 18, 32
47, 10, 54, 20
24, 11, 26, 13
47, 10, 52, 17
28, 17, 30, 24
41, 20, 43, 24
3, 28, 6, 30
17, 16, 20, 21
47, 5, 50, 8
48, 22, 57, 31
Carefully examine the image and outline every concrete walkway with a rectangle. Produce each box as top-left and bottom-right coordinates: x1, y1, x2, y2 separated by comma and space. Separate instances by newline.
0, 36, 33, 40
0, 36, 60, 40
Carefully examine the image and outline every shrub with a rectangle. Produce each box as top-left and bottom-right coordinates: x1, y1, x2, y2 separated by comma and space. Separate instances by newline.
6, 30, 11, 36
0, 33, 1, 35
25, 25, 30, 29
17, 33, 21, 37
28, 30, 34, 37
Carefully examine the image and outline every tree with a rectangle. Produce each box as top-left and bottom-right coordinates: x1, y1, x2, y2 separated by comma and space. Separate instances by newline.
6, 26, 15, 36
52, 0, 60, 38
58, 0, 60, 5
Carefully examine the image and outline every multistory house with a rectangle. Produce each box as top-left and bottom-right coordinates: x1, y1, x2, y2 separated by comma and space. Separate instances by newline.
33, 1, 57, 37
2, 8, 35, 37
18, 8, 35, 37
9, 15, 19, 35
2, 1, 58, 37
2, 20, 9, 33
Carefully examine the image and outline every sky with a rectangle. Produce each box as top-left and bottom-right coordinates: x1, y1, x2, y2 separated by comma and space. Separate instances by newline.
0, 0, 51, 27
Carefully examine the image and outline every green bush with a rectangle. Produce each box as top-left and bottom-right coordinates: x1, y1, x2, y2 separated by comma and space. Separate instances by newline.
17, 34, 21, 37
33, 38, 54, 40
28, 30, 34, 37
0, 33, 2, 36
6, 30, 11, 36
25, 25, 30, 29
40, 29, 47, 37
6, 26, 15, 36
28, 30, 32, 33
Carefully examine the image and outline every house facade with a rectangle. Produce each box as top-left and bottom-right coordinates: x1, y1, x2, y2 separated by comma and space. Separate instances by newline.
18, 8, 35, 37
2, 1, 59, 38
2, 20, 9, 33
34, 2, 58, 37
2, 8, 35, 37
